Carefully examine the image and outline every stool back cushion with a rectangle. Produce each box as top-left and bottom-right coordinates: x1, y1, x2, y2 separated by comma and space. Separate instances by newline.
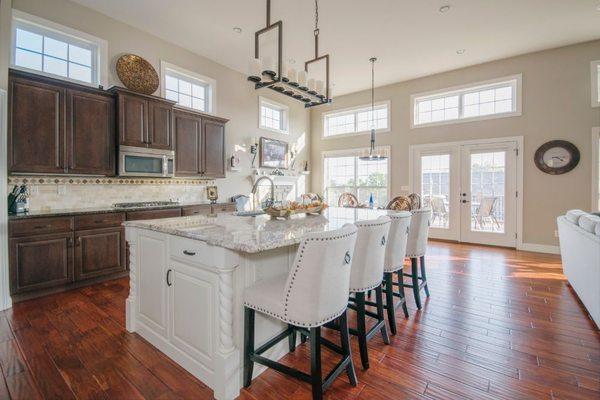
384, 211, 412, 272
350, 216, 391, 292
406, 208, 432, 258
284, 224, 358, 327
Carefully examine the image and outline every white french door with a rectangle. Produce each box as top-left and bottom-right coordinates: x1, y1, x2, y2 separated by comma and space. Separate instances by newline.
411, 139, 519, 248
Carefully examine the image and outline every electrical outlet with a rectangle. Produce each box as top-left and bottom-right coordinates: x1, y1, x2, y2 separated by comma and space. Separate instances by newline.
554, 230, 559, 238
57, 185, 67, 195
30, 186, 39, 196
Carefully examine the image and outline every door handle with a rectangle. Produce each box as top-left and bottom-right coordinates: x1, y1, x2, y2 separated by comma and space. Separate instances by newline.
183, 250, 196, 256
166, 269, 172, 286
461, 199, 470, 203
461, 193, 467, 197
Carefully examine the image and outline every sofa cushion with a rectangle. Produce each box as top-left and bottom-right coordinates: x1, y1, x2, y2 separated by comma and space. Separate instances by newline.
565, 209, 587, 224
578, 214, 600, 234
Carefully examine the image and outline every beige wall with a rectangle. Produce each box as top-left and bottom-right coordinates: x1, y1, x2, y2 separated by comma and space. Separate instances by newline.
4, 0, 310, 199
310, 40, 600, 247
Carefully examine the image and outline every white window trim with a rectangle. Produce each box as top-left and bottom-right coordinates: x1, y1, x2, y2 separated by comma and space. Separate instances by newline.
410, 74, 522, 129
258, 96, 289, 134
160, 60, 217, 114
10, 9, 108, 88
592, 60, 600, 108
322, 100, 391, 139
592, 127, 600, 211
321, 145, 392, 203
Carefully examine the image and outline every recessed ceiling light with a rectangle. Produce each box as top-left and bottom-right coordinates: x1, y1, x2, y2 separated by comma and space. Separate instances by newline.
456, 49, 466, 55
439, 5, 451, 13
233, 27, 242, 34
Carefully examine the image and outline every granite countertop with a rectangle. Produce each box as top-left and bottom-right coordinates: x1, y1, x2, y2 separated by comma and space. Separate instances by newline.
123, 207, 397, 253
8, 201, 230, 219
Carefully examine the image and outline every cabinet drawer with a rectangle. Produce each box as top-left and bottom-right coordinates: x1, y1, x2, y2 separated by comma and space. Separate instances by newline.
74, 212, 125, 230
126, 208, 182, 221
211, 203, 236, 214
10, 217, 73, 237
181, 205, 212, 216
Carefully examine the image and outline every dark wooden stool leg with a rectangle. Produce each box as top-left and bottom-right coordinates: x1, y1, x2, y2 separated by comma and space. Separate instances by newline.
300, 333, 307, 344
243, 307, 255, 388
288, 324, 297, 352
411, 257, 422, 310
375, 285, 390, 345
355, 292, 370, 369
338, 310, 357, 386
397, 268, 409, 318
310, 327, 323, 400
420, 255, 430, 297
384, 272, 397, 334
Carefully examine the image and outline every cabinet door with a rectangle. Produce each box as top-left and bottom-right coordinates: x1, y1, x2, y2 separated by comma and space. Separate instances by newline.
9, 232, 73, 294
169, 260, 215, 365
67, 90, 116, 175
8, 77, 65, 173
202, 119, 225, 178
118, 93, 148, 147
74, 227, 125, 281
148, 100, 173, 150
174, 111, 202, 176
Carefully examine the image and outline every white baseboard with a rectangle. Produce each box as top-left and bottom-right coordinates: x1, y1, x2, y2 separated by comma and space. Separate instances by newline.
518, 242, 560, 255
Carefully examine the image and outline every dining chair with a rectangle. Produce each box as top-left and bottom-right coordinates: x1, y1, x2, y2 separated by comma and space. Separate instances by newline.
403, 208, 432, 309
338, 192, 359, 208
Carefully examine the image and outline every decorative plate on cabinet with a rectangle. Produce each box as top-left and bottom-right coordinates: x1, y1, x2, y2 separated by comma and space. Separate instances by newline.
116, 54, 159, 95
534, 140, 580, 175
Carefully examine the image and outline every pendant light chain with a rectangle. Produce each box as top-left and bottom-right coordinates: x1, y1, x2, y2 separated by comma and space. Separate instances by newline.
314, 0, 319, 35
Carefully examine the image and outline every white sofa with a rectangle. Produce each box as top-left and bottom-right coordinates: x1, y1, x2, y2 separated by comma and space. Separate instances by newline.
557, 210, 600, 326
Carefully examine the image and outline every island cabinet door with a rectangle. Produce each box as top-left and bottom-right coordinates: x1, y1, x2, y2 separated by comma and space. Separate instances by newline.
137, 231, 169, 337
168, 260, 216, 367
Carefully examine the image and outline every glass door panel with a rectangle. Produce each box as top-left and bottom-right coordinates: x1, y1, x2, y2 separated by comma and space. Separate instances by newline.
469, 151, 505, 233
421, 154, 451, 229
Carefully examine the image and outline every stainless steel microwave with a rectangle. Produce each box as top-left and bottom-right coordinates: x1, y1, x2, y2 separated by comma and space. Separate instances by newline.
119, 146, 174, 178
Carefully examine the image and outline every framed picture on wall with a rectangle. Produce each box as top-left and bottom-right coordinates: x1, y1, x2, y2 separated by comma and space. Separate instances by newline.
259, 137, 288, 169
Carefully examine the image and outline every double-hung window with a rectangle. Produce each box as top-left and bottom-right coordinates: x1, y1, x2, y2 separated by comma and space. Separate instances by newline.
161, 61, 216, 113
11, 10, 106, 86
411, 75, 522, 127
592, 60, 600, 107
323, 101, 390, 138
323, 147, 390, 207
259, 97, 289, 133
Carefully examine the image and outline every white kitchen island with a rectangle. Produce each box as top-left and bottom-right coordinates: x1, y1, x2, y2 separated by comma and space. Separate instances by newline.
124, 207, 394, 400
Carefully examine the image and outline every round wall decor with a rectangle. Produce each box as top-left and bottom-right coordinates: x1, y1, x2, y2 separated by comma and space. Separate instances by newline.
116, 54, 159, 95
534, 140, 580, 175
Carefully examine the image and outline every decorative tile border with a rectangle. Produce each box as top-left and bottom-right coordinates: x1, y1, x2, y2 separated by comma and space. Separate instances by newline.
8, 175, 215, 186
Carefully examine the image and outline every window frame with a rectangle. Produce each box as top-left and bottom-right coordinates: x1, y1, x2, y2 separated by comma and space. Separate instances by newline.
321, 146, 391, 206
592, 60, 600, 108
10, 10, 108, 88
160, 60, 217, 114
322, 100, 391, 139
258, 96, 289, 134
593, 127, 600, 211
410, 74, 522, 128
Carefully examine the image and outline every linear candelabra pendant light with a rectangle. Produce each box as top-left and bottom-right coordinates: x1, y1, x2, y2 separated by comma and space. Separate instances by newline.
247, 0, 332, 108
359, 57, 387, 161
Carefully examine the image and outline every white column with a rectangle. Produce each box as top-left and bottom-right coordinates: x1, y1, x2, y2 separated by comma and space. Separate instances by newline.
125, 227, 137, 332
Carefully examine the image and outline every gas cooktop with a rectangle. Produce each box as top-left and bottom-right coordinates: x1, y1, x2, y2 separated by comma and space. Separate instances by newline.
112, 201, 179, 209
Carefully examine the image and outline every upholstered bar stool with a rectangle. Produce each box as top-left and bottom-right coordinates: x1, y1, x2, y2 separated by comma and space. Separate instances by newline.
377, 211, 412, 334
243, 224, 358, 400
330, 216, 391, 370
403, 208, 432, 309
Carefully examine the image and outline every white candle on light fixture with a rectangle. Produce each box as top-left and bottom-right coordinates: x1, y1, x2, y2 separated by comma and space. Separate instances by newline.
328, 86, 334, 99
316, 80, 324, 94
248, 58, 262, 80
307, 78, 316, 92
287, 68, 297, 83
297, 70, 307, 86
262, 56, 275, 75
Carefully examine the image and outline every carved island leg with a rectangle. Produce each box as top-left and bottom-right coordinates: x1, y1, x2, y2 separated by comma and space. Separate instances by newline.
125, 228, 137, 332
214, 266, 240, 400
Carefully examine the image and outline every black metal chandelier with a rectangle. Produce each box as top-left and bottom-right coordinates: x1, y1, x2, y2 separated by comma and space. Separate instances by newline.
248, 0, 332, 108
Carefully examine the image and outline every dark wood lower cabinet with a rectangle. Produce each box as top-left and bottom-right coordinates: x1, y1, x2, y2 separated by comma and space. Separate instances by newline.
75, 227, 126, 280
9, 232, 74, 294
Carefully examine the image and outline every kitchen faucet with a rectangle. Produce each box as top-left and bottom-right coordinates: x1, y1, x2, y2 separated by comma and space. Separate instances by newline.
251, 176, 275, 209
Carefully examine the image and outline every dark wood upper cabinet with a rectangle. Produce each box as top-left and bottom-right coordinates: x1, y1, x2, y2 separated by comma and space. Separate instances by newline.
66, 89, 116, 175
118, 93, 148, 147
8, 75, 65, 174
174, 110, 202, 176
9, 232, 74, 294
203, 118, 226, 178
148, 100, 173, 150
75, 227, 126, 281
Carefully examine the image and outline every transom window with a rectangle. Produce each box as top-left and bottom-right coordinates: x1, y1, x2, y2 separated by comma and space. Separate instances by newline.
11, 11, 104, 86
259, 97, 288, 133
323, 102, 390, 138
412, 75, 521, 127
161, 61, 216, 113
323, 147, 390, 207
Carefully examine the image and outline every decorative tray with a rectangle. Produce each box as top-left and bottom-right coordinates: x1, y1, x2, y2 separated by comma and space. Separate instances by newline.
264, 204, 326, 219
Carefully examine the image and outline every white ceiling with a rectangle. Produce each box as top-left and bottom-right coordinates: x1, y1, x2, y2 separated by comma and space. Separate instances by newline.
72, 0, 600, 96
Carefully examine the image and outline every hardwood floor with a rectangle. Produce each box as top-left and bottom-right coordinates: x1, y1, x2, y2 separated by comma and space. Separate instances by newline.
0, 241, 598, 399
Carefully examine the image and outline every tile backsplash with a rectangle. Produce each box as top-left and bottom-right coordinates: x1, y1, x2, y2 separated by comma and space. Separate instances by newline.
8, 176, 215, 211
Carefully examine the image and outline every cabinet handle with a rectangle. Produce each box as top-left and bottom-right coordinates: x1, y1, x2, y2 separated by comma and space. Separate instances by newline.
94, 220, 105, 224
34, 224, 52, 229
68, 237, 73, 247
166, 269, 172, 286
183, 250, 196, 256
76, 237, 81, 246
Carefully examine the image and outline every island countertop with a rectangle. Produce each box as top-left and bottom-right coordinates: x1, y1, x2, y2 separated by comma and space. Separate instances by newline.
123, 206, 398, 253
